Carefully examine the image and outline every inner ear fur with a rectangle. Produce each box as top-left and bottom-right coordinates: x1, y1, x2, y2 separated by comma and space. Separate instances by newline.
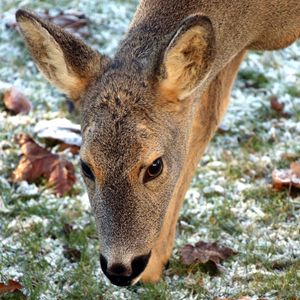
159, 15, 216, 101
16, 9, 108, 101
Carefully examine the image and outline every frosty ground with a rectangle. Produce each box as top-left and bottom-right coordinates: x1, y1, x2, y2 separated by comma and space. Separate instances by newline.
0, 0, 299, 299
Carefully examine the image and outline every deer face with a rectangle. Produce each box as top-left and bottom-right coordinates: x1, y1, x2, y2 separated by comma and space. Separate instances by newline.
79, 67, 190, 285
16, 9, 215, 285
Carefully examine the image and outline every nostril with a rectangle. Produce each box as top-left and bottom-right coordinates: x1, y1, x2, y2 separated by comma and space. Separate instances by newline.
100, 254, 131, 277
100, 254, 108, 273
107, 263, 131, 277
131, 251, 151, 278
99, 252, 151, 286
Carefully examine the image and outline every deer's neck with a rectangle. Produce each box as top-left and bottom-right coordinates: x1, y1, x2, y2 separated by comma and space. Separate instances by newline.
116, 0, 256, 76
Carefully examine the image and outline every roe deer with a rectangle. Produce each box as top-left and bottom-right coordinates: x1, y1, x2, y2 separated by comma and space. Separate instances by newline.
16, 0, 300, 286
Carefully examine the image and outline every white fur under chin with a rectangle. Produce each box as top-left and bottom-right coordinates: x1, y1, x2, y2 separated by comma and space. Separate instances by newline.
131, 275, 142, 285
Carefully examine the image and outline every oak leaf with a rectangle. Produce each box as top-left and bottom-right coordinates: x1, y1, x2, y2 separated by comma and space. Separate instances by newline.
270, 96, 284, 114
0, 280, 22, 294
180, 241, 236, 271
12, 134, 76, 196
11, 10, 90, 38
3, 88, 31, 114
63, 245, 81, 263
272, 162, 300, 190
41, 10, 90, 38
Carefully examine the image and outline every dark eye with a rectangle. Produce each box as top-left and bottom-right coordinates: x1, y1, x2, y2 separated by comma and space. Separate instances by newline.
80, 160, 95, 181
144, 158, 163, 183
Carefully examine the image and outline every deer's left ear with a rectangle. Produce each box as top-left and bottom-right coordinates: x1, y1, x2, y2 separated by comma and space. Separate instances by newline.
159, 15, 216, 101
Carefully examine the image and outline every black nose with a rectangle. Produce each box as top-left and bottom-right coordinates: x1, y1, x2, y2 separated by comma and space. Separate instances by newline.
100, 252, 151, 286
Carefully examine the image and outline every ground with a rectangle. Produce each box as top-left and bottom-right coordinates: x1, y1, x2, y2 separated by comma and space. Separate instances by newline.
0, 1, 299, 299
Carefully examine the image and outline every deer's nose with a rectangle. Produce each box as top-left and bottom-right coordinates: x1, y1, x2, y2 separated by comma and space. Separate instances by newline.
100, 252, 151, 286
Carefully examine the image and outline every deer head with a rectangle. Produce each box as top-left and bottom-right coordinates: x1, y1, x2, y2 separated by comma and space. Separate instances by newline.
16, 9, 216, 286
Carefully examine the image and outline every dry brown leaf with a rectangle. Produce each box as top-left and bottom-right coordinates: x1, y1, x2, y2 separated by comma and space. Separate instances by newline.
0, 280, 22, 294
3, 88, 31, 114
272, 162, 300, 190
59, 143, 80, 155
270, 96, 284, 113
215, 298, 253, 300
12, 134, 76, 196
48, 158, 76, 196
180, 241, 236, 270
63, 245, 81, 262
270, 96, 290, 118
62, 223, 74, 237
11, 10, 90, 38
291, 162, 300, 177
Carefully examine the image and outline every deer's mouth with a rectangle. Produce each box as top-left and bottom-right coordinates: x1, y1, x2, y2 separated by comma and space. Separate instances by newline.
105, 274, 133, 287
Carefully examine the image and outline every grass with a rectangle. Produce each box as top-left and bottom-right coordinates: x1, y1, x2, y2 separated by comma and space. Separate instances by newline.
1, 1, 300, 299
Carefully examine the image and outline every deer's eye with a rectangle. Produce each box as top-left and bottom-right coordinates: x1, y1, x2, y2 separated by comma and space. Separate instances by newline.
144, 158, 163, 183
80, 160, 95, 181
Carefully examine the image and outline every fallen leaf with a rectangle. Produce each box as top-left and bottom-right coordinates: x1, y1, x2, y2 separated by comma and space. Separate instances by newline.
0, 280, 22, 294
48, 158, 76, 196
216, 297, 257, 300
3, 88, 31, 114
12, 134, 76, 196
12, 10, 90, 38
180, 241, 236, 272
59, 143, 80, 155
62, 223, 74, 237
281, 152, 299, 161
63, 245, 81, 262
270, 96, 284, 113
291, 162, 300, 177
270, 96, 290, 118
272, 162, 300, 190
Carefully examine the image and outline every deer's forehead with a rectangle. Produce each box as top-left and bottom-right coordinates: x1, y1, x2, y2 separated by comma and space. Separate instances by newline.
80, 116, 166, 183
81, 62, 155, 115
81, 114, 158, 161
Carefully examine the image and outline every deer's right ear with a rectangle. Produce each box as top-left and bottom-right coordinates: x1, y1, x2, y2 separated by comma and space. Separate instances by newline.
159, 15, 216, 101
16, 9, 109, 101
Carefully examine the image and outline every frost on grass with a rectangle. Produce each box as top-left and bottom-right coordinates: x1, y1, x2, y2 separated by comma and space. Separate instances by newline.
1, 0, 300, 299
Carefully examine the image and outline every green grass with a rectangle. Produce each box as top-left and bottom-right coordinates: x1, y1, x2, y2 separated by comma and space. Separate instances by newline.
286, 85, 300, 98
238, 68, 270, 89
1, 1, 300, 299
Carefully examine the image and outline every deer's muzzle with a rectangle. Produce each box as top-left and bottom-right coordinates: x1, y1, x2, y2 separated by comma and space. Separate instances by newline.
100, 251, 151, 286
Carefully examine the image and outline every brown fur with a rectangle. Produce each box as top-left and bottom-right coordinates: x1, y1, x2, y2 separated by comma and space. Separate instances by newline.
15, 10, 108, 100
16, 0, 300, 285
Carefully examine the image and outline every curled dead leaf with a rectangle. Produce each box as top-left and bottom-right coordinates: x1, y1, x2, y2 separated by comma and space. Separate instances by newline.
180, 241, 236, 272
12, 10, 90, 38
63, 245, 81, 262
0, 280, 22, 294
290, 162, 300, 177
3, 88, 31, 114
270, 96, 284, 113
12, 134, 76, 196
59, 143, 80, 155
270, 96, 290, 118
215, 298, 252, 300
272, 162, 300, 190
48, 158, 76, 196
62, 223, 74, 237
